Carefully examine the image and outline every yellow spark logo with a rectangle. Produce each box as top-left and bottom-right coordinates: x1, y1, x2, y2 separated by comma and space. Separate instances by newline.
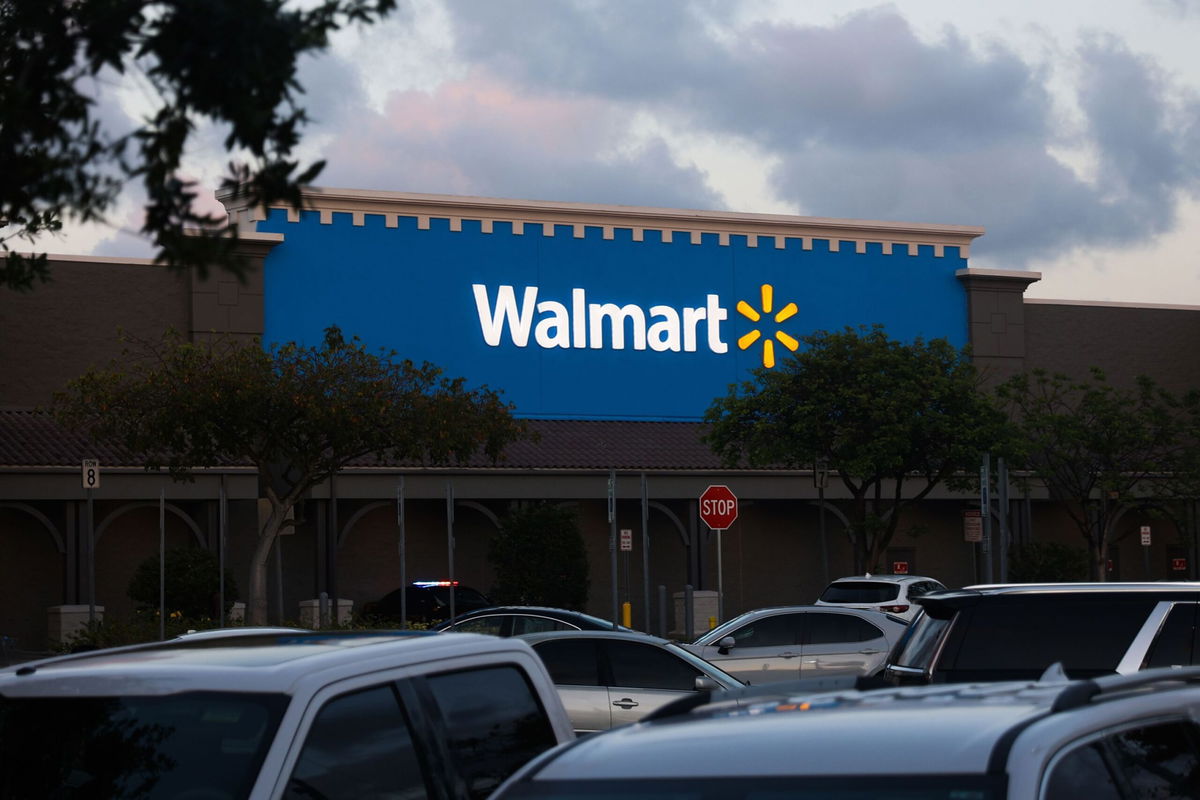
736, 283, 799, 368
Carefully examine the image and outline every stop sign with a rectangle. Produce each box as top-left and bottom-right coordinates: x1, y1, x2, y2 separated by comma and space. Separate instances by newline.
699, 485, 738, 530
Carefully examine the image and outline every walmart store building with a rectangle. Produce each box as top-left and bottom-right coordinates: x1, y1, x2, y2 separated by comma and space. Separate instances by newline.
3, 187, 1200, 648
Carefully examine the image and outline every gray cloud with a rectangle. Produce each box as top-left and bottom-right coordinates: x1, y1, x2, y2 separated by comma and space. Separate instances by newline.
430, 1, 1200, 269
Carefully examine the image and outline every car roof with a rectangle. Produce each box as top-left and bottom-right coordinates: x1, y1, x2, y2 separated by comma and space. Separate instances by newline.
828, 574, 940, 585
518, 667, 1200, 781
441, 606, 622, 624
0, 630, 527, 697
916, 582, 1200, 618
518, 629, 673, 646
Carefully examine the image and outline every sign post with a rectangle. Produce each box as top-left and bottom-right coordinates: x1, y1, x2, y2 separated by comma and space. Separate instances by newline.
1141, 525, 1152, 579
81, 459, 99, 623
699, 485, 739, 624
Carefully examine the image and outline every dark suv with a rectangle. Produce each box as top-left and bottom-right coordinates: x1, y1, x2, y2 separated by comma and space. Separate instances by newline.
884, 582, 1200, 685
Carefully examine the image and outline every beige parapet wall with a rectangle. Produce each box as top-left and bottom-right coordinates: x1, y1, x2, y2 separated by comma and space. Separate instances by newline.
218, 186, 985, 259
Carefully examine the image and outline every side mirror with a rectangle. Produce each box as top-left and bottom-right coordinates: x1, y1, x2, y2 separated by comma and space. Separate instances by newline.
695, 676, 720, 691
717, 635, 736, 655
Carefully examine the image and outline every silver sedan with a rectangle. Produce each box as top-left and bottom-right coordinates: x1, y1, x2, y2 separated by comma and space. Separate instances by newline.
681, 605, 908, 684
520, 629, 743, 735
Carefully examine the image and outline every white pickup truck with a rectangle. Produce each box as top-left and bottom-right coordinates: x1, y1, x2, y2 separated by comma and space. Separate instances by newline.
0, 629, 574, 799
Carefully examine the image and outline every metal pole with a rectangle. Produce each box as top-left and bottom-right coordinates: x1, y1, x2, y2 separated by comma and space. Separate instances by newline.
658, 584, 667, 638
609, 470, 618, 625
641, 473, 650, 632
998, 458, 1010, 582
819, 485, 829, 588
87, 489, 95, 624
398, 477, 407, 629
219, 476, 226, 627
684, 584, 694, 641
981, 454, 993, 584
716, 528, 724, 624
446, 481, 455, 622
159, 488, 165, 640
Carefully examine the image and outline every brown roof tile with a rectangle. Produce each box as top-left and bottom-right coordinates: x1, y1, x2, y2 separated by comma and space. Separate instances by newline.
0, 409, 724, 472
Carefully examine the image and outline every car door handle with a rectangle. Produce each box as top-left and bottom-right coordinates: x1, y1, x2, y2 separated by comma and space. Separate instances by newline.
612, 698, 639, 709
858, 649, 883, 654
780, 651, 801, 658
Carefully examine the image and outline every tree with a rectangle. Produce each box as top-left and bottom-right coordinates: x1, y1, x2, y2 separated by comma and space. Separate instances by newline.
996, 368, 1200, 581
1006, 541, 1089, 583
53, 326, 528, 624
704, 325, 1010, 573
1, 0, 397, 291
128, 546, 239, 619
489, 503, 590, 609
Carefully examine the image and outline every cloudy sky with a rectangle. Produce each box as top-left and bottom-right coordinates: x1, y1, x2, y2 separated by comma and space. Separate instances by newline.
59, 0, 1200, 305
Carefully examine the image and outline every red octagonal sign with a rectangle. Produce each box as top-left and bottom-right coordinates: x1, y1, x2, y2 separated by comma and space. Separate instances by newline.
700, 484, 738, 530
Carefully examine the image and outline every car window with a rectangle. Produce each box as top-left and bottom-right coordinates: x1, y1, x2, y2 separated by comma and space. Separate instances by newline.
534, 639, 601, 685
1109, 720, 1200, 797
1144, 603, 1198, 668
513, 616, 576, 634
426, 666, 560, 800
453, 616, 508, 636
1044, 742, 1121, 799
728, 614, 799, 647
605, 641, 702, 691
285, 684, 429, 800
804, 613, 884, 645
819, 581, 900, 603
0, 692, 286, 800
892, 612, 950, 670
948, 598, 1157, 678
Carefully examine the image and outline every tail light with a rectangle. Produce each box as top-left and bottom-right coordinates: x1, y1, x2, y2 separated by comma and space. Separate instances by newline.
880, 604, 909, 613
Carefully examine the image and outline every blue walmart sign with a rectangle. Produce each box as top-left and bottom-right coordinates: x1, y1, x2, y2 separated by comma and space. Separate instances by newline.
255, 206, 970, 421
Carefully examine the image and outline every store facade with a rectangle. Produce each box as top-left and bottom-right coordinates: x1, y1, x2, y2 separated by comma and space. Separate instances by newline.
2, 187, 1198, 650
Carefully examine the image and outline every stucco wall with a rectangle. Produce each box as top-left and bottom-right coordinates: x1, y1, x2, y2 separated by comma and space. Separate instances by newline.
0, 257, 191, 408
1024, 301, 1200, 396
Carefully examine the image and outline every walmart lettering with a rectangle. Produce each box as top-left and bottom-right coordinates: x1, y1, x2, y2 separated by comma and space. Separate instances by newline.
473, 285, 729, 353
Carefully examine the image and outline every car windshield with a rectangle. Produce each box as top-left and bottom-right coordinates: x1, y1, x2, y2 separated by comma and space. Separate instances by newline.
503, 775, 1003, 799
0, 691, 288, 798
820, 581, 900, 603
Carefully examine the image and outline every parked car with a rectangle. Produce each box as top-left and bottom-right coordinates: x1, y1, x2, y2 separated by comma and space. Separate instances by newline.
518, 629, 742, 735
681, 605, 908, 683
491, 665, 1200, 799
360, 580, 492, 625
885, 581, 1200, 685
814, 573, 946, 620
0, 629, 573, 799
434, 605, 630, 635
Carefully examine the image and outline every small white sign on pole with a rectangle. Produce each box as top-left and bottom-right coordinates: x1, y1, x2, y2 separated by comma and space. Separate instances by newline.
81, 459, 100, 490
1141, 525, 1152, 546
620, 528, 633, 552
963, 510, 983, 542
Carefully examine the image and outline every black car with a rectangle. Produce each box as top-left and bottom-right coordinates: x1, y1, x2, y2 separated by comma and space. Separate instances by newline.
360, 581, 492, 626
433, 606, 628, 636
885, 581, 1200, 685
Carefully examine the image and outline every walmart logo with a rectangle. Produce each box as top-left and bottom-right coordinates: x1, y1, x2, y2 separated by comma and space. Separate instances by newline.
472, 283, 797, 368
736, 284, 800, 368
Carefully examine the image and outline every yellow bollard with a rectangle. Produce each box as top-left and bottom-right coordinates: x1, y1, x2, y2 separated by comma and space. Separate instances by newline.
621, 602, 632, 628
708, 616, 717, 630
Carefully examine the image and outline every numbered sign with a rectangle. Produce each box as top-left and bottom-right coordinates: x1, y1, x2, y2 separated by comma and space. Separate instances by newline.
81, 459, 100, 490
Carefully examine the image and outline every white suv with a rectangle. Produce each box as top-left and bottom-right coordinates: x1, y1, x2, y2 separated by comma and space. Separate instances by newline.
0, 630, 573, 799
491, 666, 1200, 798
815, 573, 945, 620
